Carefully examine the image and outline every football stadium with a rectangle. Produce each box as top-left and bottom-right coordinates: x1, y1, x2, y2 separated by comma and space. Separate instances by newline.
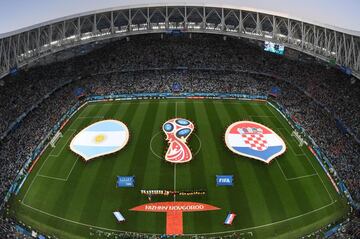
0, 1, 359, 239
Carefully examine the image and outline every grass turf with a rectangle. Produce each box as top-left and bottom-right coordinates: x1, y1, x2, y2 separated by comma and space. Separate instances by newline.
8, 99, 349, 238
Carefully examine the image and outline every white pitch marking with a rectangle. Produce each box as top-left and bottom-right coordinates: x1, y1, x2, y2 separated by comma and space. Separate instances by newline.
39, 156, 79, 181
286, 173, 318, 181
21, 176, 38, 204
37, 174, 67, 181
20, 201, 156, 235
175, 102, 178, 117
276, 160, 288, 180
20, 199, 337, 236
173, 164, 177, 202
174, 101, 178, 202
23, 129, 76, 202
24, 158, 78, 202
89, 101, 168, 107
277, 130, 305, 157
77, 116, 105, 119
276, 159, 317, 181
248, 115, 275, 118
70, 116, 106, 130
65, 157, 78, 181
181, 101, 263, 105
302, 147, 334, 203
265, 103, 334, 203
150, 132, 202, 160
22, 140, 61, 203
48, 129, 76, 157
185, 200, 337, 236
21, 100, 336, 235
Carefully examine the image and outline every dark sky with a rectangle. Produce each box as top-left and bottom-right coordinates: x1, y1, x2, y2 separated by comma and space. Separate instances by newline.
1, 0, 359, 35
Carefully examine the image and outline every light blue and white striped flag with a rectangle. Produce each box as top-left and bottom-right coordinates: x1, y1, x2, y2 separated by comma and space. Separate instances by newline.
70, 120, 129, 161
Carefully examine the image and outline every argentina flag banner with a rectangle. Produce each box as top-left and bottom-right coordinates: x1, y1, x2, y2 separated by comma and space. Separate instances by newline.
70, 120, 129, 161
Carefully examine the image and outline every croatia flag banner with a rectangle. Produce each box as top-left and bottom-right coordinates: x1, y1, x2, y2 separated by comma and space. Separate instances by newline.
225, 121, 286, 164
224, 213, 236, 225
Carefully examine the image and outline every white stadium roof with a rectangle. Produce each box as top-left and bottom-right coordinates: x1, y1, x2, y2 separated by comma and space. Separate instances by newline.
1, 0, 360, 38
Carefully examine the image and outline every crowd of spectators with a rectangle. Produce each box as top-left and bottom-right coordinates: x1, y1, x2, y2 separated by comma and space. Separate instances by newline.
0, 33, 359, 238
90, 229, 253, 239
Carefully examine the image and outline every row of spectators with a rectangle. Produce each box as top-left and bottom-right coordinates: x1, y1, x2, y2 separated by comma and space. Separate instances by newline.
91, 228, 252, 239
0, 34, 359, 238
1, 34, 359, 138
330, 217, 360, 239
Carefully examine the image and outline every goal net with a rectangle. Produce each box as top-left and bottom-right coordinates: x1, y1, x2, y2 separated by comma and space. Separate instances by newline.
50, 131, 63, 148
291, 130, 305, 147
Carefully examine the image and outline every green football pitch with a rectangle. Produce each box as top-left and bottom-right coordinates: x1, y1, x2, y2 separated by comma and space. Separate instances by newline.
8, 99, 349, 238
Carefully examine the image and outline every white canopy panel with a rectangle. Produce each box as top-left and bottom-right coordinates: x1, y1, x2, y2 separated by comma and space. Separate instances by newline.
1, 0, 360, 38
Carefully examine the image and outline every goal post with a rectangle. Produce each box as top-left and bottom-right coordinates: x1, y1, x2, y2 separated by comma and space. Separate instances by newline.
50, 131, 63, 148
291, 130, 305, 147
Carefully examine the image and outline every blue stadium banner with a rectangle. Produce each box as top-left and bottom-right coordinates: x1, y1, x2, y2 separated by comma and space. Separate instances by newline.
269, 86, 281, 97
74, 87, 85, 98
117, 176, 135, 187
216, 175, 234, 186
9, 67, 18, 76
340, 65, 352, 75
165, 29, 184, 36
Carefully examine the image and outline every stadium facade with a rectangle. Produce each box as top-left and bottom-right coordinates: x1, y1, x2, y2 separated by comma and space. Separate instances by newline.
0, 4, 359, 79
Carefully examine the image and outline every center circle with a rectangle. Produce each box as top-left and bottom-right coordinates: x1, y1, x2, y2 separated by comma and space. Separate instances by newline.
150, 131, 202, 160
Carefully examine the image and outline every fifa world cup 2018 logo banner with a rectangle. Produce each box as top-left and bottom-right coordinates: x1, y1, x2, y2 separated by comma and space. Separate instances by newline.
162, 118, 194, 163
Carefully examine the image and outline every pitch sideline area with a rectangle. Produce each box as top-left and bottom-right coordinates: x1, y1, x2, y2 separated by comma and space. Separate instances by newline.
9, 100, 345, 237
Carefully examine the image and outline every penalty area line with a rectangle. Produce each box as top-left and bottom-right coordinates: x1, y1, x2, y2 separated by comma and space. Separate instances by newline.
37, 174, 67, 181
22, 135, 63, 203
276, 160, 317, 181
23, 157, 78, 202
65, 157, 78, 181
37, 157, 78, 182
302, 147, 335, 203
276, 160, 287, 180
22, 135, 77, 202
286, 173, 317, 181
266, 104, 335, 203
